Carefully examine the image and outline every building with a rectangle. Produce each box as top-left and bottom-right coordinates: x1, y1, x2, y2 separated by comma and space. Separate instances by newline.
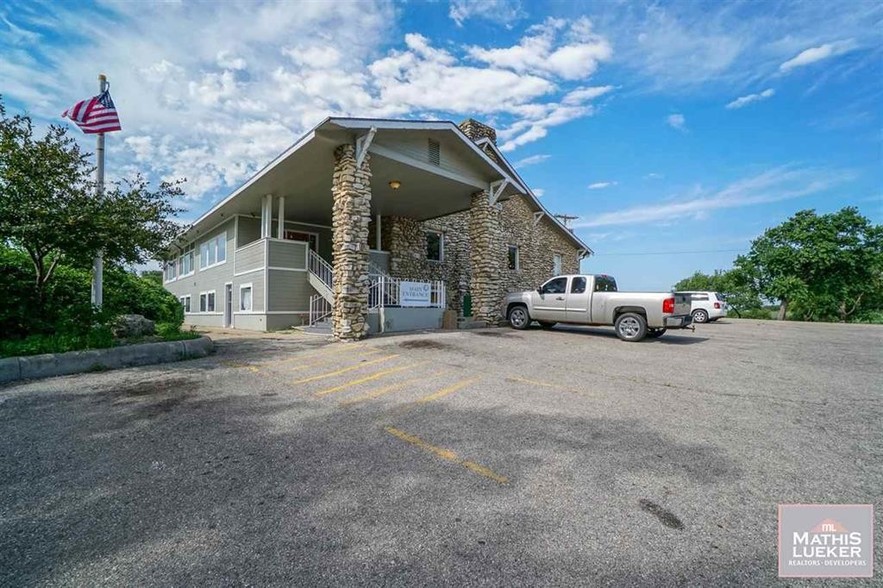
161, 118, 592, 340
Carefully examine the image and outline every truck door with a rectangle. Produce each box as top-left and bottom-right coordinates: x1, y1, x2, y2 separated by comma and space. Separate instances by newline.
532, 276, 569, 321
565, 276, 590, 323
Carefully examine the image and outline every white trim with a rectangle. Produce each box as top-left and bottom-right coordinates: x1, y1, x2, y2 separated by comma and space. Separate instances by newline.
239, 282, 254, 312
277, 196, 285, 242
234, 268, 265, 277
355, 126, 377, 168
188, 312, 224, 316
533, 211, 545, 226
235, 239, 264, 253
232, 311, 310, 315
264, 238, 269, 312
282, 219, 332, 230
369, 143, 486, 189
267, 266, 308, 272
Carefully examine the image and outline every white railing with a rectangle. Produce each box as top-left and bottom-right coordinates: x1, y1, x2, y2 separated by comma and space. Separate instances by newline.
309, 294, 332, 326
368, 275, 446, 310
308, 249, 333, 289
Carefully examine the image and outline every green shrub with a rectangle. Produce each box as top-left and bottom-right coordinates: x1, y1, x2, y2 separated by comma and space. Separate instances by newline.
738, 308, 775, 320
0, 325, 114, 358
156, 322, 201, 341
852, 310, 883, 324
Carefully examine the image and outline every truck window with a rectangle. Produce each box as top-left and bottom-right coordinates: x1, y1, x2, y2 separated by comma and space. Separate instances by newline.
571, 277, 587, 294
594, 277, 617, 292
540, 277, 568, 294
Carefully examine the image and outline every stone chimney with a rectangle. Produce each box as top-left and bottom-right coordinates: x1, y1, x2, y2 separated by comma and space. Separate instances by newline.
458, 118, 497, 145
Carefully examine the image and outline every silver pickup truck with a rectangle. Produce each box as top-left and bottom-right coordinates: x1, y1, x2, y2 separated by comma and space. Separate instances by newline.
502, 274, 693, 341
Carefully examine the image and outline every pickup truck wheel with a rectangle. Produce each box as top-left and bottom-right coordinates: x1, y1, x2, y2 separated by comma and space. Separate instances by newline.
538, 321, 556, 329
508, 305, 530, 330
647, 328, 666, 338
692, 309, 709, 323
614, 312, 647, 342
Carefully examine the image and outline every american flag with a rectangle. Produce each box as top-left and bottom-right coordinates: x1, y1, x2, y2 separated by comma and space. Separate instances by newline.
62, 89, 122, 134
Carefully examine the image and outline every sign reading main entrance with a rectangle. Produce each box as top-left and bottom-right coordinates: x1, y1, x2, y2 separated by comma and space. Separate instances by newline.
400, 281, 432, 307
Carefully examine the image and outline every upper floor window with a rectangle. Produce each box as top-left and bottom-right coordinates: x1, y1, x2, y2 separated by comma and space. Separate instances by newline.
426, 231, 443, 262
200, 234, 227, 269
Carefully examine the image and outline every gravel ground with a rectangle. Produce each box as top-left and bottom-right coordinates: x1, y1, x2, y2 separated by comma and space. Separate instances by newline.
1, 319, 881, 586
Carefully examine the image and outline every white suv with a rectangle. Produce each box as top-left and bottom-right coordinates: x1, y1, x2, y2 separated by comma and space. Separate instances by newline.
675, 291, 728, 323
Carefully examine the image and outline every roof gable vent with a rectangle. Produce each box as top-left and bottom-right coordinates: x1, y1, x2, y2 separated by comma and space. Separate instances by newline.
428, 138, 440, 166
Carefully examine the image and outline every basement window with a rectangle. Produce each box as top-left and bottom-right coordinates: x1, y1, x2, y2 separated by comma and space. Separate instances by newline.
426, 231, 443, 262
428, 139, 440, 166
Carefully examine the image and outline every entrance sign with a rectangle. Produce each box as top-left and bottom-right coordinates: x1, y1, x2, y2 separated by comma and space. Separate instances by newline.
400, 281, 431, 307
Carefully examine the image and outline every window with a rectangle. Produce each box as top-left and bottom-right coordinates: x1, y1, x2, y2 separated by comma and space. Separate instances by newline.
199, 234, 226, 269
426, 231, 443, 262
540, 277, 568, 295
179, 295, 191, 313
507, 245, 519, 271
594, 276, 618, 292
240, 284, 253, 311
571, 277, 587, 294
283, 230, 319, 252
182, 248, 193, 275
199, 291, 216, 313
692, 293, 709, 301
164, 261, 177, 282
552, 254, 562, 276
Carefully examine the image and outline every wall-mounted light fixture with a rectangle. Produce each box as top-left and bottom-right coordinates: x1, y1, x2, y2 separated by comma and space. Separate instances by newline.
389, 180, 402, 190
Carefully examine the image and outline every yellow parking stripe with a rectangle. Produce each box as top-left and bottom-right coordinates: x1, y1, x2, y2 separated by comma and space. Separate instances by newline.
414, 377, 479, 404
339, 371, 447, 406
384, 426, 508, 484
313, 362, 424, 397
260, 344, 381, 367
292, 355, 400, 385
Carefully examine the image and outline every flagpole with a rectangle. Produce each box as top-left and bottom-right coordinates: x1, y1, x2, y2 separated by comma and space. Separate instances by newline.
91, 73, 108, 308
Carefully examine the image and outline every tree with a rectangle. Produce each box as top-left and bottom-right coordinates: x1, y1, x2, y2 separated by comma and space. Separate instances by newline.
672, 268, 762, 316
0, 99, 183, 310
734, 207, 883, 321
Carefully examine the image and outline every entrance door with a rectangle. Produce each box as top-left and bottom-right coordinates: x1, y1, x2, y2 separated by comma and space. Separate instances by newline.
224, 283, 233, 327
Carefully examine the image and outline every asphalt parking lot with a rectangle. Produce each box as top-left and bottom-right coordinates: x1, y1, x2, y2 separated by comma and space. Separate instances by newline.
1, 319, 881, 586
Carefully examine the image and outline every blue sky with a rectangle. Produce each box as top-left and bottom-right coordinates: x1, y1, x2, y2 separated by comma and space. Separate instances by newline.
1, 0, 881, 289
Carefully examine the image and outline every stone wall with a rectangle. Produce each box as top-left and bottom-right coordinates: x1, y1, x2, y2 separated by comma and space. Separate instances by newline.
330, 144, 372, 341
382, 193, 581, 319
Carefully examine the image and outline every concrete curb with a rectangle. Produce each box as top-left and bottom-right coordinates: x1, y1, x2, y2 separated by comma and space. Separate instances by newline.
0, 336, 213, 386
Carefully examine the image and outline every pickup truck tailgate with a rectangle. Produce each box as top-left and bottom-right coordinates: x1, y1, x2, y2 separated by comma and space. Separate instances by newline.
672, 292, 692, 315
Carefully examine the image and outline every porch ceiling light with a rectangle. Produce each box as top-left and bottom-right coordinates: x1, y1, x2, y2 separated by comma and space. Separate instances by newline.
388, 180, 402, 190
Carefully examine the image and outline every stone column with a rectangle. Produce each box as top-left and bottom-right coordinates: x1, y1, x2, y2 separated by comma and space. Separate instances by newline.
469, 191, 504, 324
331, 144, 372, 341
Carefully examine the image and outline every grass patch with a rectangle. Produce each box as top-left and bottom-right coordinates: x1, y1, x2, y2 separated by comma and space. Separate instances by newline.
0, 323, 201, 358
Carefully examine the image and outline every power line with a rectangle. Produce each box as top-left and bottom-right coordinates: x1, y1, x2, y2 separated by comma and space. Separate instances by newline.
591, 248, 747, 257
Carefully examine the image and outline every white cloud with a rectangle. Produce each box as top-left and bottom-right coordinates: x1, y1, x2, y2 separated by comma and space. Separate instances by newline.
588, 181, 617, 189
780, 40, 857, 73
467, 17, 612, 81
645, 173, 664, 179
0, 5, 615, 206
532, 188, 545, 197
449, 0, 526, 28
574, 167, 844, 228
726, 88, 775, 109
513, 154, 550, 167
666, 113, 686, 131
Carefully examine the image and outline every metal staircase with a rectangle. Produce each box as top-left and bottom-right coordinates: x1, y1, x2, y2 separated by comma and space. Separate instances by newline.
307, 250, 333, 326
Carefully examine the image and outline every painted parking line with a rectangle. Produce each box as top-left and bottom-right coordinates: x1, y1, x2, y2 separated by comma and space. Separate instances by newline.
313, 362, 425, 397
339, 371, 448, 407
384, 426, 508, 484
413, 377, 479, 404
292, 355, 400, 385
